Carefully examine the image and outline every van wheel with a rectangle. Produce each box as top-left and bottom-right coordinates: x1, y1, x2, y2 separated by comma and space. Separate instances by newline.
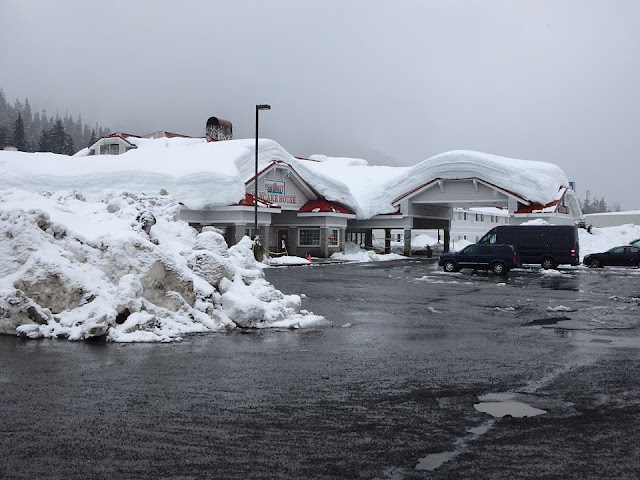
491, 261, 506, 275
541, 257, 557, 269
443, 260, 458, 273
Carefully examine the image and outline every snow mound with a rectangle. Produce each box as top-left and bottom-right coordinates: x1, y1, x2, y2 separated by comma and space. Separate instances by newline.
579, 223, 640, 259
0, 189, 324, 342
330, 244, 406, 262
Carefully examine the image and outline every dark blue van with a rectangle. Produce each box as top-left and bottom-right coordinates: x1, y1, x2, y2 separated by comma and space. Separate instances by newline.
478, 225, 580, 269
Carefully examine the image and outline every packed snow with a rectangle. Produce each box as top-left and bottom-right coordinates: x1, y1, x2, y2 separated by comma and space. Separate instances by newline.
0, 189, 325, 342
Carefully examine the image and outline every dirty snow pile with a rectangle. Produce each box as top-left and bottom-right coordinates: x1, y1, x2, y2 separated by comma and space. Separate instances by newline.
0, 189, 324, 342
330, 243, 406, 262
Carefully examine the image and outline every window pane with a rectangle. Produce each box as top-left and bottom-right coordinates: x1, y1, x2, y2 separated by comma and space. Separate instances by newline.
329, 229, 339, 246
299, 229, 320, 246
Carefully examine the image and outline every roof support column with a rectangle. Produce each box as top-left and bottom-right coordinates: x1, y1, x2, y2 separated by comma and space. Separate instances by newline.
403, 229, 412, 257
384, 229, 391, 254
443, 228, 450, 253
320, 227, 329, 258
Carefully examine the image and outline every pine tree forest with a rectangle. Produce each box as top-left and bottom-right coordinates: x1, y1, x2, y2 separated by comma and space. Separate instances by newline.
0, 89, 110, 155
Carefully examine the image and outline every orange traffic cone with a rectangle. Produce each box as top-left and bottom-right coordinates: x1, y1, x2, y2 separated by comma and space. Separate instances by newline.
307, 253, 312, 262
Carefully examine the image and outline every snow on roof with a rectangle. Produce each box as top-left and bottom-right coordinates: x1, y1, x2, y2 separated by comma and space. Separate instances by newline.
390, 150, 568, 207
1, 138, 569, 219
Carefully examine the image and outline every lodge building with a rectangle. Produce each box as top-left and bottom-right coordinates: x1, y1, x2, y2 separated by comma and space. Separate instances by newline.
87, 118, 584, 258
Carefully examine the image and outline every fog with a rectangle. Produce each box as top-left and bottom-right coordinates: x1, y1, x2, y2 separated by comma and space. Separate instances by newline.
3, 0, 639, 209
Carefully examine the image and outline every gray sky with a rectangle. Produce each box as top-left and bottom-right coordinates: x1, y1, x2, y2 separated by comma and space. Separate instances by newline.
3, 0, 639, 209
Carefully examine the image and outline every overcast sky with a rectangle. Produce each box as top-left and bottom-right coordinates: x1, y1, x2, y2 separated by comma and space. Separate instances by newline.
3, 0, 639, 209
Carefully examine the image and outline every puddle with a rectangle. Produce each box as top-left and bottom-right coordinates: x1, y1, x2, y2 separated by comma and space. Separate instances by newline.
415, 419, 495, 471
474, 392, 547, 418
474, 401, 546, 418
523, 316, 571, 326
415, 450, 458, 471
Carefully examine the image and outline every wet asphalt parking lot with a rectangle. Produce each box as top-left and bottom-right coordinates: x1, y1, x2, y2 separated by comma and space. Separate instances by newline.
1, 259, 640, 479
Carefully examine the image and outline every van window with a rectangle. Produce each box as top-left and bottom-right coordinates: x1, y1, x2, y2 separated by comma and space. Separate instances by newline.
461, 244, 477, 255
482, 233, 497, 244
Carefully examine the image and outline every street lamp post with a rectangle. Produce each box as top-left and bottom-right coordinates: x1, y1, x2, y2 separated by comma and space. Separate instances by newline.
254, 104, 271, 243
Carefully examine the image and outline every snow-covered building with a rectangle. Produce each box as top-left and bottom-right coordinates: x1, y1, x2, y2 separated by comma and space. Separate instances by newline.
584, 211, 640, 228
0, 130, 584, 258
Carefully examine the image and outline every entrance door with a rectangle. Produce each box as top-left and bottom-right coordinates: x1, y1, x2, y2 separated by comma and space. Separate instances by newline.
277, 229, 290, 253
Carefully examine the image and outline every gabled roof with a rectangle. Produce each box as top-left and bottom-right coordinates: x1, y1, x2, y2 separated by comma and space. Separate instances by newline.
392, 177, 528, 206
245, 160, 319, 200
89, 132, 141, 149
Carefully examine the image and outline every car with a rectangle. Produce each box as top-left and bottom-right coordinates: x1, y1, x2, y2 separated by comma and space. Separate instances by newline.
630, 238, 640, 248
583, 245, 640, 268
438, 243, 520, 275
478, 225, 580, 269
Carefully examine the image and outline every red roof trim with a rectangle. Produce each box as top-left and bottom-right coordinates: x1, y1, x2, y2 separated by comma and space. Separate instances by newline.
236, 193, 281, 209
298, 199, 355, 215
514, 187, 567, 214
144, 131, 193, 139
514, 200, 560, 214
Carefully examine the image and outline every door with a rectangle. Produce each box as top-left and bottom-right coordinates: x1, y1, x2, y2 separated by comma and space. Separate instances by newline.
277, 229, 289, 253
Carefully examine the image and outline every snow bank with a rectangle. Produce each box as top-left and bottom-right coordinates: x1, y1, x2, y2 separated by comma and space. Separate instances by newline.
0, 189, 324, 342
579, 223, 640, 259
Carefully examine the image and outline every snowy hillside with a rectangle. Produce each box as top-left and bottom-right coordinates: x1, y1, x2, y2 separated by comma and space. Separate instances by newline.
0, 189, 325, 342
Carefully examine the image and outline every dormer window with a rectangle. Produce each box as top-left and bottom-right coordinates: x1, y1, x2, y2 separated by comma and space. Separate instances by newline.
100, 143, 120, 155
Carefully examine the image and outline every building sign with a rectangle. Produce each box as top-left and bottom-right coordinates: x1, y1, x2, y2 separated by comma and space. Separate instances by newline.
261, 179, 297, 205
265, 179, 285, 195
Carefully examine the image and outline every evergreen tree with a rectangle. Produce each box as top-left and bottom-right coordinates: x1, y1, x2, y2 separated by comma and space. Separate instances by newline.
0, 124, 11, 148
12, 113, 27, 151
38, 130, 50, 152
1, 88, 109, 153
42, 119, 74, 155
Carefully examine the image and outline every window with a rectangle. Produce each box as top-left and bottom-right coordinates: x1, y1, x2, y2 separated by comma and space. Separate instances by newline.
346, 232, 365, 245
299, 228, 321, 247
99, 143, 120, 155
329, 229, 339, 246
463, 212, 468, 221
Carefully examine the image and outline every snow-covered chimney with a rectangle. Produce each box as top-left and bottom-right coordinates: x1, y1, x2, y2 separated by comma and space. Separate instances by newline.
206, 116, 232, 141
